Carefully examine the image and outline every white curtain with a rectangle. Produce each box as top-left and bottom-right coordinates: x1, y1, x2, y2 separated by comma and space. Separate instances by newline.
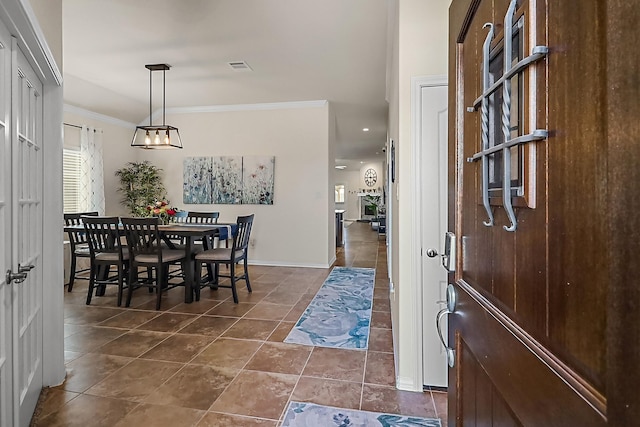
79, 125, 105, 214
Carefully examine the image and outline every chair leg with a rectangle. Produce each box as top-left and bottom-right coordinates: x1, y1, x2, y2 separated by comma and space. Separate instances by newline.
86, 262, 96, 305
211, 263, 219, 289
230, 261, 238, 304
206, 262, 214, 284
243, 257, 252, 293
68, 254, 77, 291
116, 263, 124, 307
194, 260, 202, 301
155, 264, 163, 310
126, 264, 137, 307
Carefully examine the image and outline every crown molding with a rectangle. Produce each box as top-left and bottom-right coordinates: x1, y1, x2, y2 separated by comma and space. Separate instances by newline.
63, 104, 137, 129
65, 100, 328, 129
163, 100, 328, 116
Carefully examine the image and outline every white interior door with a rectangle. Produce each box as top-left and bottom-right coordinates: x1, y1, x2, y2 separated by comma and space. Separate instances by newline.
420, 83, 448, 387
0, 23, 44, 426
12, 41, 44, 426
0, 21, 14, 427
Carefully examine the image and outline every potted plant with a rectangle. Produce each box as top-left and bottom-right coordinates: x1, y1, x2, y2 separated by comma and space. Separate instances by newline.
115, 161, 167, 216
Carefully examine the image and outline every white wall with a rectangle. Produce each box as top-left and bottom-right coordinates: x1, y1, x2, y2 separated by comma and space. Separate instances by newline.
387, 0, 449, 391
136, 103, 333, 268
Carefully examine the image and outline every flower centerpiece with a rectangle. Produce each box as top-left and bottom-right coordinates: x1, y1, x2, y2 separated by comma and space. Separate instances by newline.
146, 200, 178, 224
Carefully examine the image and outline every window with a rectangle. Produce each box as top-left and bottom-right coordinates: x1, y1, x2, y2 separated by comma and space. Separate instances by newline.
487, 15, 525, 197
63, 148, 81, 213
335, 184, 345, 203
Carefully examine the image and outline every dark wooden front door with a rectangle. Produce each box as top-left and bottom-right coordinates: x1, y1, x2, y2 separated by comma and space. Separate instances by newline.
447, 0, 640, 425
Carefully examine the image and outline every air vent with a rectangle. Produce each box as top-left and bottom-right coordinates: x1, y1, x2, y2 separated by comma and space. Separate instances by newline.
227, 61, 253, 72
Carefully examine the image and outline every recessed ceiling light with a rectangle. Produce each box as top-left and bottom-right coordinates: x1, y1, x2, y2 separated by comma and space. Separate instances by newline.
362, 128, 369, 132
360, 161, 364, 164
335, 165, 347, 170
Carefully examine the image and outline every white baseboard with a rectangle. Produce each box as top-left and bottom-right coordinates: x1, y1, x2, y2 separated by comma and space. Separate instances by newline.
248, 260, 331, 269
396, 375, 423, 392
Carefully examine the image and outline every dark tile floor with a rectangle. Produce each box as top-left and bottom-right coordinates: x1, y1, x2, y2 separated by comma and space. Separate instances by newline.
32, 221, 447, 426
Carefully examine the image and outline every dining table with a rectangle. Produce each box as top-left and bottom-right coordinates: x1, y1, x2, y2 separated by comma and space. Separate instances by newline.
64, 221, 237, 304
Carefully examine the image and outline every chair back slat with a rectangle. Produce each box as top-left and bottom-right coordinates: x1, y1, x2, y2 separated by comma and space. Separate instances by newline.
186, 211, 219, 224
64, 212, 99, 246
82, 216, 122, 257
232, 214, 254, 251
122, 217, 162, 258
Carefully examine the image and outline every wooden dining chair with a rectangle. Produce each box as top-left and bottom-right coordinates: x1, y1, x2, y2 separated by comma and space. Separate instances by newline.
122, 217, 187, 310
64, 211, 99, 291
82, 216, 129, 306
194, 214, 254, 303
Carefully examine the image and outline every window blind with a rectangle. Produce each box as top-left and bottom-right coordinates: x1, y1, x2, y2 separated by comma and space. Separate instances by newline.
63, 148, 81, 213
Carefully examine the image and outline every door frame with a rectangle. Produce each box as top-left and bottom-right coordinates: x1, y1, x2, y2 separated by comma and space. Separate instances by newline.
0, 0, 65, 391
397, 75, 448, 391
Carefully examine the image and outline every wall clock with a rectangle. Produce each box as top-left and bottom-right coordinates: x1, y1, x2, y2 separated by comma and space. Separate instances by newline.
364, 168, 377, 187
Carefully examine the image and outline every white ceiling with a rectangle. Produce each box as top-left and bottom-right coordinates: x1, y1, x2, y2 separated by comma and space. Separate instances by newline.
62, 0, 390, 168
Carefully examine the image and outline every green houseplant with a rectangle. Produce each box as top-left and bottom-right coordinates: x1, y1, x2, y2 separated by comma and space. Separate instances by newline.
115, 161, 167, 216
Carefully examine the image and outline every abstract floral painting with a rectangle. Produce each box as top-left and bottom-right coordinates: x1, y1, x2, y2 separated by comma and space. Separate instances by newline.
183, 157, 212, 204
242, 156, 275, 204
212, 156, 243, 204
183, 155, 275, 205
281, 402, 442, 427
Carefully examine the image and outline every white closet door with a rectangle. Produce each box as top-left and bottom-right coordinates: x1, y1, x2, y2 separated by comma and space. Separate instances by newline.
0, 20, 14, 427
11, 40, 44, 426
0, 26, 44, 425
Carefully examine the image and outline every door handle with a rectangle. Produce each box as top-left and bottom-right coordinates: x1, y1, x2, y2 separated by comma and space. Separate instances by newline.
426, 232, 456, 272
435, 284, 457, 367
6, 270, 27, 284
5, 264, 35, 285
19, 264, 35, 273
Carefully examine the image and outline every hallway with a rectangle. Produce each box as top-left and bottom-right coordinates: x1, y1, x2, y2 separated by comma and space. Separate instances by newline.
32, 221, 446, 426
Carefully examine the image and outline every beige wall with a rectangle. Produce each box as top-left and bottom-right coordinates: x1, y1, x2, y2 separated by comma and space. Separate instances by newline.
67, 103, 334, 268
387, 0, 449, 389
135, 104, 333, 268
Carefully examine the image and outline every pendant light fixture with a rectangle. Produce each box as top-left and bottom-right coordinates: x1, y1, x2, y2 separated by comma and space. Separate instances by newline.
131, 63, 183, 149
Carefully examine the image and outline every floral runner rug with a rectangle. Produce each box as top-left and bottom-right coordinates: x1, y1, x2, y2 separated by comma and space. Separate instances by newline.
280, 402, 442, 427
284, 267, 375, 349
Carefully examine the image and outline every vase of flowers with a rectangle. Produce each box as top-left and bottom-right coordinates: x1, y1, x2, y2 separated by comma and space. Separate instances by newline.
146, 200, 177, 225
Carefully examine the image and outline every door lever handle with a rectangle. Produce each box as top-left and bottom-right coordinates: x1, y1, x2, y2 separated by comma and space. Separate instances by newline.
435, 284, 458, 368
19, 264, 35, 273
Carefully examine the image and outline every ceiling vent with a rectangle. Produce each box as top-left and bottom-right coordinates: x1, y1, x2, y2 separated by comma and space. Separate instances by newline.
227, 61, 253, 72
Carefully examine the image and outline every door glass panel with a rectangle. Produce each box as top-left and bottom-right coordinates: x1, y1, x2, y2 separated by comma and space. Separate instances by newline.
487, 17, 524, 197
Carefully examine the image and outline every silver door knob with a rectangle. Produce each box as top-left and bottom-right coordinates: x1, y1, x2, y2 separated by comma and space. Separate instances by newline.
6, 269, 27, 284
426, 248, 439, 258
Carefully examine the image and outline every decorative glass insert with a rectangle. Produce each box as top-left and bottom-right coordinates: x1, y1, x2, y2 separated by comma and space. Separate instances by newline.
487, 16, 524, 196
467, 0, 548, 231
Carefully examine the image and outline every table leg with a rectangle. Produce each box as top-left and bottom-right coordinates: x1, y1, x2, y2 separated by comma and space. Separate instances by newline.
184, 236, 194, 303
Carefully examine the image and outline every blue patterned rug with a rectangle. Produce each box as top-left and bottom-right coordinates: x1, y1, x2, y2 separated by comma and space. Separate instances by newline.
284, 267, 375, 349
281, 402, 442, 427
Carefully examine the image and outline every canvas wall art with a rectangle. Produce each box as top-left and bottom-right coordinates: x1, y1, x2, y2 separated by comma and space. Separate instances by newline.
183, 157, 213, 204
183, 155, 275, 205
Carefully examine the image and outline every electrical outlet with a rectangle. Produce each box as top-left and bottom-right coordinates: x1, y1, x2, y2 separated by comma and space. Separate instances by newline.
250, 238, 256, 248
